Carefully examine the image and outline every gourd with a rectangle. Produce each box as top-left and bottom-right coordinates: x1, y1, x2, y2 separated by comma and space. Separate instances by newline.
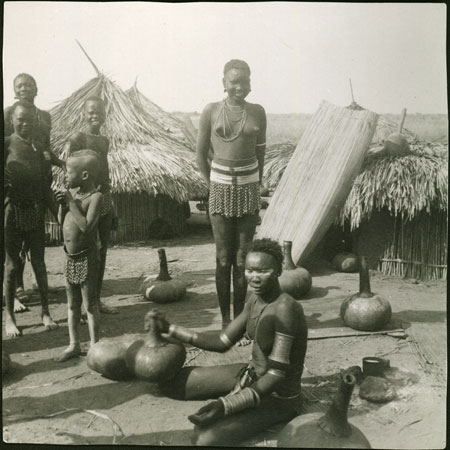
333, 252, 358, 273
340, 256, 392, 331
277, 371, 371, 448
383, 108, 410, 156
87, 334, 143, 380
125, 311, 186, 383
2, 350, 11, 375
279, 241, 312, 299
140, 249, 187, 303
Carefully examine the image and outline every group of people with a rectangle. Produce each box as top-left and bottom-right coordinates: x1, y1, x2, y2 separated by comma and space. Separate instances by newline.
3, 60, 309, 446
4, 73, 118, 361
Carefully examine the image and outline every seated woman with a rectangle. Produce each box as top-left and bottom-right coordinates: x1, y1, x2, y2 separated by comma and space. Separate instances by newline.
151, 238, 308, 447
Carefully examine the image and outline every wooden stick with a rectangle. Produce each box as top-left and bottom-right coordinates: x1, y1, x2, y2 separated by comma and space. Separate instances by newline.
398, 108, 407, 133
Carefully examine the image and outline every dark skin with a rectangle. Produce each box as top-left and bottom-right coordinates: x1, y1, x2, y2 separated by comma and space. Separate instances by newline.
151, 250, 307, 446
4, 106, 59, 337
196, 67, 267, 329
4, 75, 65, 312
67, 100, 118, 315
54, 157, 102, 362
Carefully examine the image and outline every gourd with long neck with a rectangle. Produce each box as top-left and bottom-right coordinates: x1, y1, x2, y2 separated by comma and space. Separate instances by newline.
140, 249, 187, 303
340, 256, 391, 331
277, 371, 371, 448
278, 241, 312, 299
125, 311, 186, 383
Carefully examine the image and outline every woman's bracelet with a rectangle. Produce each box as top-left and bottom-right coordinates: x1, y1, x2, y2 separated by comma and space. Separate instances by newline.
168, 324, 198, 344
219, 387, 261, 416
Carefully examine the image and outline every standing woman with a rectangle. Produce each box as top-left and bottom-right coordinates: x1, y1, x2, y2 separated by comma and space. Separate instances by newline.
196, 60, 266, 329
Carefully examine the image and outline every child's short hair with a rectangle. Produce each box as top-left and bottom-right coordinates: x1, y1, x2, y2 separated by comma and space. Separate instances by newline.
14, 73, 37, 88
84, 95, 105, 106
223, 59, 251, 76
244, 238, 284, 274
68, 149, 101, 180
10, 100, 35, 114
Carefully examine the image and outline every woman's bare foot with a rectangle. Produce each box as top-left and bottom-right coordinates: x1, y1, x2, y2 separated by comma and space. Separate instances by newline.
99, 302, 118, 315
42, 313, 59, 331
5, 317, 22, 337
14, 298, 29, 313
54, 343, 82, 362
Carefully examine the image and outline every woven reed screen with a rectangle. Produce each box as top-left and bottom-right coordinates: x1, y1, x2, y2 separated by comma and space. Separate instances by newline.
258, 100, 378, 265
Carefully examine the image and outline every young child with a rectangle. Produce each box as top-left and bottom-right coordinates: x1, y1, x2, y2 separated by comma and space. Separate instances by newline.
4, 73, 65, 312
66, 96, 118, 315
55, 150, 103, 362
4, 101, 59, 337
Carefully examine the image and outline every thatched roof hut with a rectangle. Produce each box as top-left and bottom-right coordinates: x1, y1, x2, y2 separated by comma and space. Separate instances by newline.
263, 131, 447, 280
46, 48, 207, 244
126, 83, 197, 150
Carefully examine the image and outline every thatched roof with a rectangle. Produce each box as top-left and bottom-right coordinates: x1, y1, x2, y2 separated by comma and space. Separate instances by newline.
264, 138, 447, 229
50, 75, 207, 202
127, 84, 197, 150
339, 151, 448, 229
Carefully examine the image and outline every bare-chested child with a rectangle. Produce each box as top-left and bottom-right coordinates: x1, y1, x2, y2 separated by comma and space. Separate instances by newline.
4, 73, 65, 313
66, 96, 118, 315
54, 150, 103, 362
4, 101, 59, 336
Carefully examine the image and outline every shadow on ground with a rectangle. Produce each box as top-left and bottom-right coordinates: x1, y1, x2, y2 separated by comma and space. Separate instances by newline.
3, 378, 158, 426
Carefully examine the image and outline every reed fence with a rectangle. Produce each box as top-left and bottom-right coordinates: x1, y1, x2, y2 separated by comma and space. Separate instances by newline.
379, 210, 447, 280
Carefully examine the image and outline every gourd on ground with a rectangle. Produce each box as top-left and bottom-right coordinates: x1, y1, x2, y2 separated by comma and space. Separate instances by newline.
340, 256, 392, 331
277, 370, 371, 448
140, 249, 187, 303
125, 311, 186, 383
333, 252, 358, 273
87, 334, 143, 380
279, 241, 312, 299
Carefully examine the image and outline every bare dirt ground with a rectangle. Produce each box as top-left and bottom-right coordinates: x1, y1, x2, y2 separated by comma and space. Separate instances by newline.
2, 211, 447, 448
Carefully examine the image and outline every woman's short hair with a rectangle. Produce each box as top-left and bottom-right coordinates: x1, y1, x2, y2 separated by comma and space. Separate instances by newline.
223, 59, 251, 76
245, 238, 284, 274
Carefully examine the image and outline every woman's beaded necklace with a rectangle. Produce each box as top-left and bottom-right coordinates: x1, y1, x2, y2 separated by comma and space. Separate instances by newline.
213, 99, 247, 142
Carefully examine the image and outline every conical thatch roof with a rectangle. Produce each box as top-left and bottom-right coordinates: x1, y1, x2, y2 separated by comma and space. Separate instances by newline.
50, 75, 207, 202
127, 84, 197, 150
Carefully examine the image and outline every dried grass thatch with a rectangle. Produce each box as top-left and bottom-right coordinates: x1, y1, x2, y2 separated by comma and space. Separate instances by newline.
259, 100, 378, 264
264, 138, 448, 230
50, 75, 207, 203
339, 152, 448, 230
126, 83, 197, 150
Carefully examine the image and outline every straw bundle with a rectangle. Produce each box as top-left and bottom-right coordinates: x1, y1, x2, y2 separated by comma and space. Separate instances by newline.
258, 100, 378, 264
126, 83, 197, 150
50, 75, 207, 203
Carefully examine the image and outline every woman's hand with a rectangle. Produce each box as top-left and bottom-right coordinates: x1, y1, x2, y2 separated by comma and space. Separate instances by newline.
146, 309, 170, 334
188, 400, 225, 426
